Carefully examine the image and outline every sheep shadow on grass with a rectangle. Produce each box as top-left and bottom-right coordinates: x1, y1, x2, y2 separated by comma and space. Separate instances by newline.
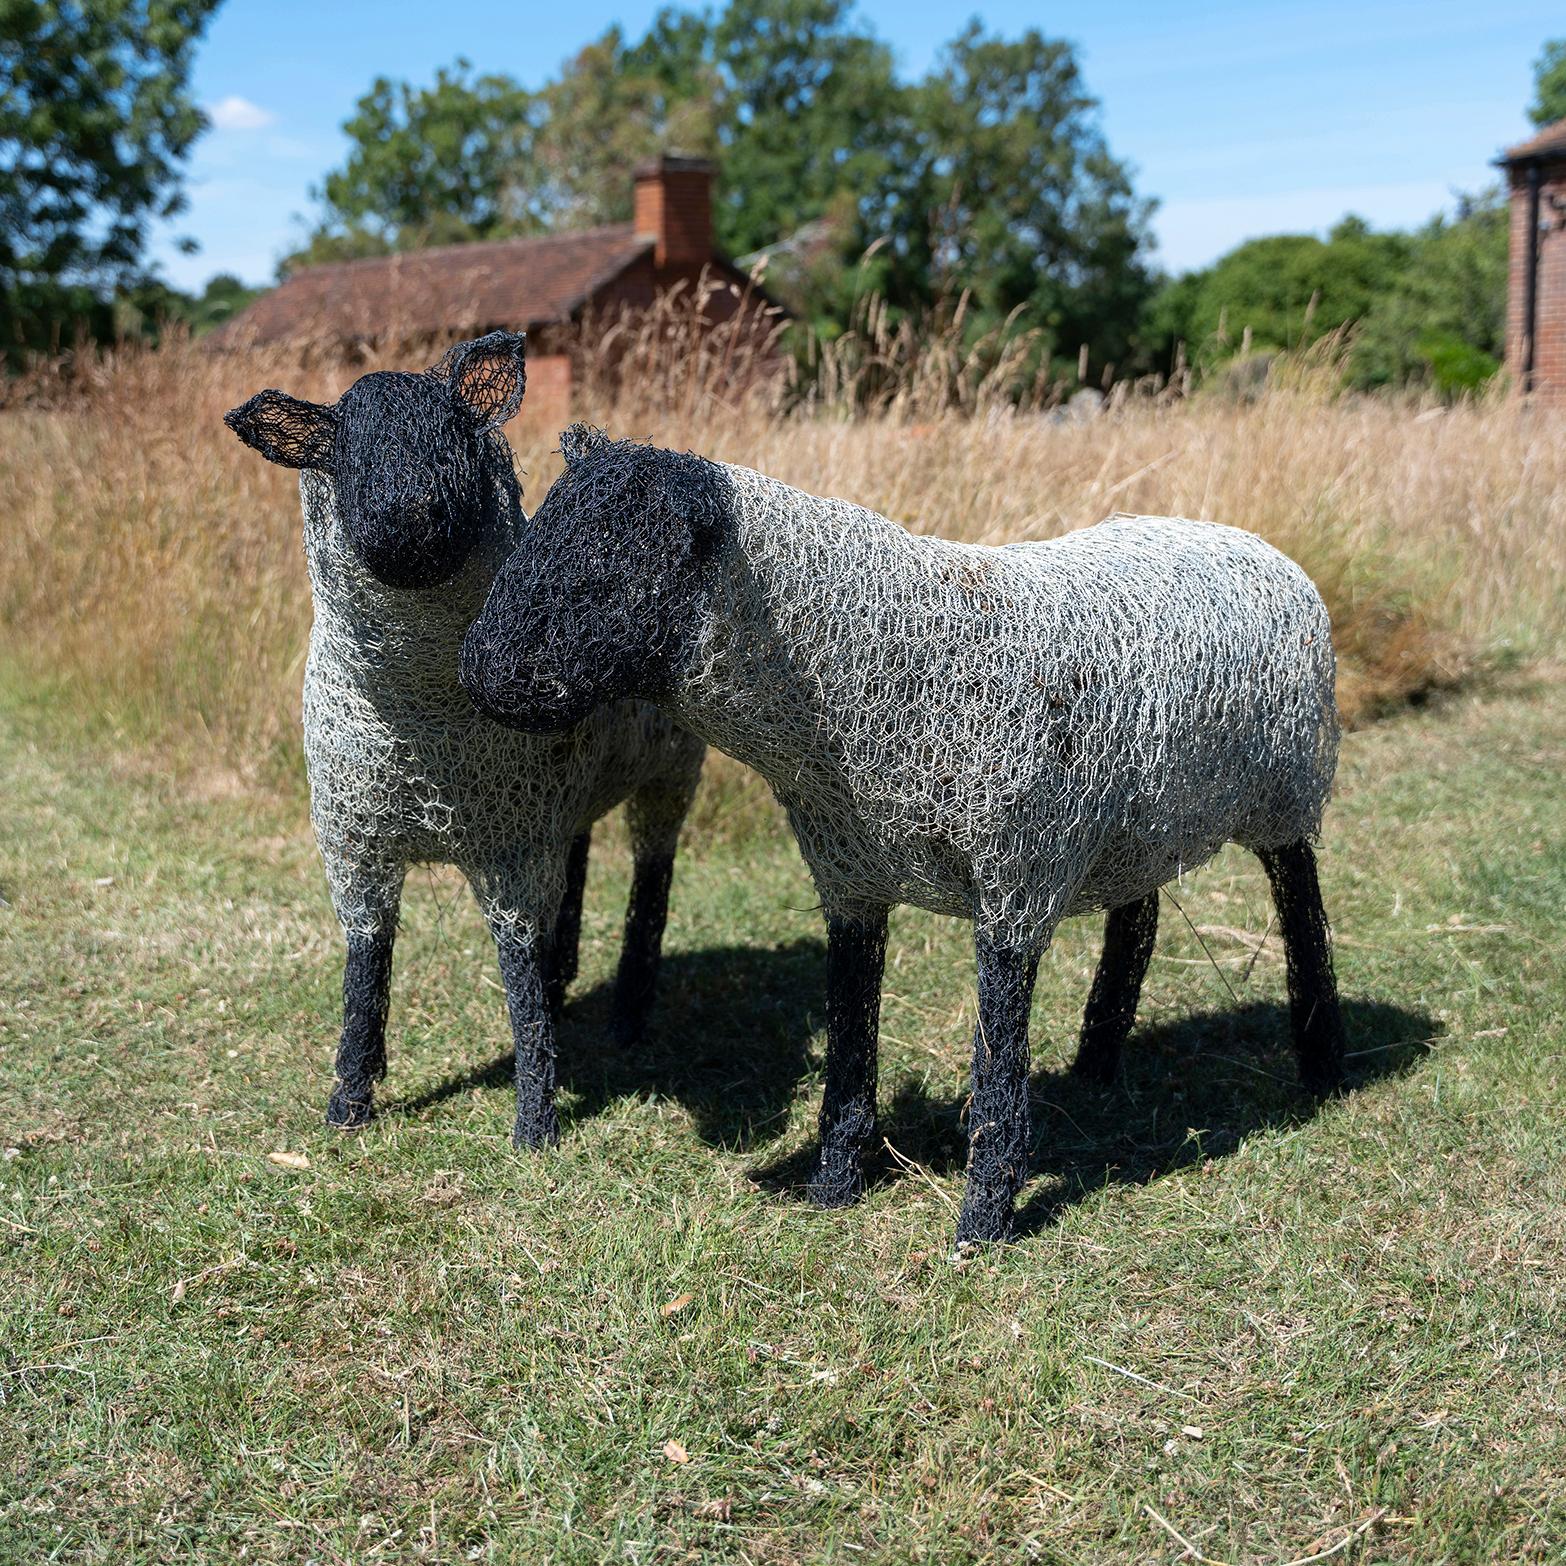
391, 938, 829, 1152
753, 995, 1436, 1235
394, 940, 1434, 1234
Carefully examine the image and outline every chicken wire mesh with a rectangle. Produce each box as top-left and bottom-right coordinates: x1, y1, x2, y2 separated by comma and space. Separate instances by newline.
299, 453, 703, 942
669, 463, 1340, 953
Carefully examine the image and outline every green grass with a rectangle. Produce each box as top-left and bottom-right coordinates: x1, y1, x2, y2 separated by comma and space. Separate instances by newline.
2, 674, 1564, 1564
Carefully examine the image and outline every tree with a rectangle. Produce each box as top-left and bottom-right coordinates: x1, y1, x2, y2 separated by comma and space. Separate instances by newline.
176, 271, 260, 333
288, 61, 537, 270
707, 0, 905, 261
529, 24, 716, 231
698, 8, 1157, 363
1351, 191, 1508, 394
1142, 196, 1508, 398
0, 0, 221, 359
909, 23, 1155, 370
293, 3, 1157, 373
1530, 39, 1566, 127
1145, 218, 1411, 370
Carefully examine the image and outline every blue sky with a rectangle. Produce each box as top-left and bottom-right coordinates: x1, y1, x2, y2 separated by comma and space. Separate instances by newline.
151, 0, 1559, 290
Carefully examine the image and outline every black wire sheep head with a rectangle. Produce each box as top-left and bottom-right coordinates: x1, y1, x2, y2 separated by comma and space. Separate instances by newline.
223, 332, 527, 589
460, 424, 732, 732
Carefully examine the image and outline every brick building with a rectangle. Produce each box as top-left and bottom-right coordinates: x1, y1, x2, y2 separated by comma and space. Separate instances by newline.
1500, 118, 1566, 404
220, 156, 781, 427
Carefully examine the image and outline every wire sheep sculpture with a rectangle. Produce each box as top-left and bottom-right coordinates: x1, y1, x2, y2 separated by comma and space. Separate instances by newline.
223, 346, 705, 1148
459, 426, 1348, 1249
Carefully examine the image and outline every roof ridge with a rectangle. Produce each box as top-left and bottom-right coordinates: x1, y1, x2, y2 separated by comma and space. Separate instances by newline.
284, 223, 644, 281
1500, 115, 1566, 163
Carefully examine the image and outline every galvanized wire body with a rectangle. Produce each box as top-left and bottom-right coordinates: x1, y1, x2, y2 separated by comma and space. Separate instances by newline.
300, 452, 703, 940
675, 468, 1339, 953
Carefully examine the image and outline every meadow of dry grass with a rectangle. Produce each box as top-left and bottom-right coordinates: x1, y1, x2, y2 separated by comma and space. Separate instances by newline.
3, 321, 1562, 814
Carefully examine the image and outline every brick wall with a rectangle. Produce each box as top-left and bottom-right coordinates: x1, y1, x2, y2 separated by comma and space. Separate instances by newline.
505, 352, 571, 433
592, 252, 757, 324
1507, 160, 1566, 405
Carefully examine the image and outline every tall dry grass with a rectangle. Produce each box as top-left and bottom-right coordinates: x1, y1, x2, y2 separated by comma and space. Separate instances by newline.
2, 307, 1562, 822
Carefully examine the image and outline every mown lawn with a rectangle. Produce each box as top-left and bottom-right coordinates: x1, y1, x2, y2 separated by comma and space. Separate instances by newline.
1, 674, 1563, 1564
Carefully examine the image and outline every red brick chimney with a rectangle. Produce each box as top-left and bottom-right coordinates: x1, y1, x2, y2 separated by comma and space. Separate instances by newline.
1499, 118, 1566, 403
634, 154, 715, 269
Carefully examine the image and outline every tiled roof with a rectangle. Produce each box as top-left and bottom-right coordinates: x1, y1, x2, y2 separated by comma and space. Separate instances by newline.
220, 225, 653, 345
1500, 117, 1566, 164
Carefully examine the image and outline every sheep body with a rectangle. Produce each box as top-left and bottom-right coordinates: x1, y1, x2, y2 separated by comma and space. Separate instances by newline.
225, 343, 703, 1142
301, 464, 698, 941
459, 429, 1346, 1243
680, 468, 1338, 949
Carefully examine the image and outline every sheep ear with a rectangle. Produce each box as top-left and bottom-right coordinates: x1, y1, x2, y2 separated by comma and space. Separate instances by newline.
224, 390, 337, 469
433, 331, 527, 430
559, 422, 610, 467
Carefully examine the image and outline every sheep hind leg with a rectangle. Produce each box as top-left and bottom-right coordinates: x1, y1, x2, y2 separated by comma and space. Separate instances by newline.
1256, 839, 1347, 1096
956, 936, 1041, 1249
545, 829, 591, 1019
808, 904, 890, 1210
1071, 892, 1159, 1084
611, 851, 675, 1047
612, 784, 693, 1047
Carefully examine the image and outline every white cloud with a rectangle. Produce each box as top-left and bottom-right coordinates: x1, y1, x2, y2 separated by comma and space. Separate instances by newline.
208, 95, 276, 132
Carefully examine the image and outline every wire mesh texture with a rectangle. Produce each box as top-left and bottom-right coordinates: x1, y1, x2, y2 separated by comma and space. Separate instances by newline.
299, 460, 702, 940
225, 341, 704, 946
666, 460, 1340, 954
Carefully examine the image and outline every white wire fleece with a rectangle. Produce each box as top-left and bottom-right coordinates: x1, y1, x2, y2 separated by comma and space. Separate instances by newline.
675, 469, 1339, 953
299, 458, 704, 942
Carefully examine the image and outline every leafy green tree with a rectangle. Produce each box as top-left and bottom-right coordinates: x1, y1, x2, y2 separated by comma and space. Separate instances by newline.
0, 0, 221, 360
293, 3, 1157, 375
910, 23, 1155, 370
1144, 195, 1508, 398
1145, 217, 1411, 370
289, 60, 537, 270
176, 271, 260, 333
697, 11, 1157, 363
1530, 39, 1566, 126
529, 25, 716, 230
707, 0, 904, 261
1351, 191, 1508, 394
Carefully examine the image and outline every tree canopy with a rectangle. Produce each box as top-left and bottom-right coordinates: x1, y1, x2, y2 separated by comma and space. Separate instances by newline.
0, 0, 221, 360
0, 2, 1544, 394
1142, 195, 1508, 398
1530, 38, 1566, 127
290, 0, 1157, 374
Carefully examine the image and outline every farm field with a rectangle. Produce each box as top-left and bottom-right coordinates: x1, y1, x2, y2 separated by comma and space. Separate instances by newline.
2, 664, 1563, 1563
5, 332, 1566, 797
4, 338, 1566, 1560
6, 1, 1566, 1560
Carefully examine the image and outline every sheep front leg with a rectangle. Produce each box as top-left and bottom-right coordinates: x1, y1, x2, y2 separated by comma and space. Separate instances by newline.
808, 904, 889, 1209
956, 936, 1041, 1248
1072, 892, 1158, 1083
323, 862, 405, 1130
326, 929, 396, 1128
491, 917, 560, 1149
